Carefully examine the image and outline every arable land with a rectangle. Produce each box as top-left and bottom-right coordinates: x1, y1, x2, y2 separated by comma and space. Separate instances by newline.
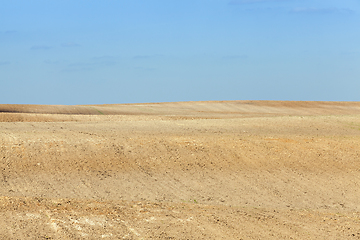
1, 101, 360, 239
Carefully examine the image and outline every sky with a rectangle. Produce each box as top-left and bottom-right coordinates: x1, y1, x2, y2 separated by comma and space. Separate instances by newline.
1, 0, 360, 105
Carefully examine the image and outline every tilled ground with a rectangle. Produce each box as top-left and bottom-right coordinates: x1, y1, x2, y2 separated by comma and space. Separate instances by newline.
1, 196, 360, 240
1, 101, 360, 239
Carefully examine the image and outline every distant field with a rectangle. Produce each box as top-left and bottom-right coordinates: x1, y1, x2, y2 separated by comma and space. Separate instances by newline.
1, 101, 360, 239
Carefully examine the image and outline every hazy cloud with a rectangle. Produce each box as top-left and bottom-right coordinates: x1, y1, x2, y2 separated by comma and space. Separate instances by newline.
92, 56, 118, 66
339, 51, 360, 59
44, 59, 66, 64
61, 42, 80, 47
92, 55, 118, 61
0, 61, 10, 66
5, 30, 17, 34
31, 45, 53, 50
134, 55, 152, 59
229, 0, 287, 5
135, 66, 156, 72
61, 67, 93, 73
223, 55, 248, 60
133, 54, 164, 60
290, 7, 354, 14
341, 51, 360, 56
62, 57, 117, 72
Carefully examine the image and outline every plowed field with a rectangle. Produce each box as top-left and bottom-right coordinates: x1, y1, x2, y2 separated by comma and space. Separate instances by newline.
1, 101, 360, 239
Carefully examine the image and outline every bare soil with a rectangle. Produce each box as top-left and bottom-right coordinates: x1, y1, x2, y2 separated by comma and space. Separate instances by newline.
1, 101, 360, 239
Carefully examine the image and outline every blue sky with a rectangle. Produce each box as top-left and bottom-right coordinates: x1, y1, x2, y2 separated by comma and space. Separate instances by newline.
1, 0, 359, 104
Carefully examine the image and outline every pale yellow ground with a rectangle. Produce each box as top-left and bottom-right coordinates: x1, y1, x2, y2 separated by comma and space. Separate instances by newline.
1, 101, 360, 239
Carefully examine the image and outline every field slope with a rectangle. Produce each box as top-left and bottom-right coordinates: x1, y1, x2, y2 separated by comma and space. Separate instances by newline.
1, 101, 360, 239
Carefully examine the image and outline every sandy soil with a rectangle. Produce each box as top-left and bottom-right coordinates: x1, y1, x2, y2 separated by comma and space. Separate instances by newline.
1, 100, 360, 239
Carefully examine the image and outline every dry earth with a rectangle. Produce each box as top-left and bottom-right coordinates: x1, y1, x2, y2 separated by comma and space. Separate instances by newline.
1, 101, 360, 239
